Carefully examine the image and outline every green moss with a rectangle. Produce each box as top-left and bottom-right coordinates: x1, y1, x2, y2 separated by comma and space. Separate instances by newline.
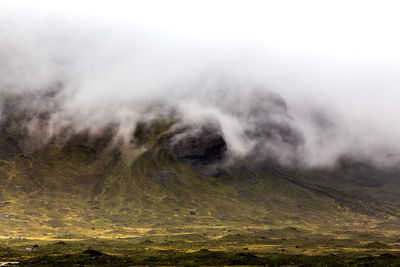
0, 118, 399, 265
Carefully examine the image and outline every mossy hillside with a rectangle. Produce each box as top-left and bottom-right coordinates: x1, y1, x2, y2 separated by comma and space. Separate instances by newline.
0, 119, 399, 240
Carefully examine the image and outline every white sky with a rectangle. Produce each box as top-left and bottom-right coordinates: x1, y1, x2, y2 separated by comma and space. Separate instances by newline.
2, 0, 399, 105
3, 0, 400, 50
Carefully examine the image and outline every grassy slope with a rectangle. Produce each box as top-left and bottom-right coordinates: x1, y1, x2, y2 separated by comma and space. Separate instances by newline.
0, 119, 399, 242
0, 120, 400, 265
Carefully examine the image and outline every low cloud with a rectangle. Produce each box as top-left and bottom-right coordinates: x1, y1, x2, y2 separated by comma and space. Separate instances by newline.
1, 1, 400, 167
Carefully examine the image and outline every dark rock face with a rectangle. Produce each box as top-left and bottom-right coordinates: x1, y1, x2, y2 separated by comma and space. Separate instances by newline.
229, 89, 305, 162
197, 86, 305, 163
168, 121, 227, 165
168, 87, 304, 166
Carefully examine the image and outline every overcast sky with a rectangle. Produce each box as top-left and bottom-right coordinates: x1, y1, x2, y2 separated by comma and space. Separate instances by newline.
2, 1, 399, 101
1, 0, 400, 166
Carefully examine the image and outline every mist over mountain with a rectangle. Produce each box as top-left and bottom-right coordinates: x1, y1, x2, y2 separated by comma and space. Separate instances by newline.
2, 2, 400, 265
1, 0, 400, 168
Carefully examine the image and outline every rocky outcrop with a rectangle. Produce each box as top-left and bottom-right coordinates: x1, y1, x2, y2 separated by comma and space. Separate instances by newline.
167, 87, 305, 166
223, 88, 304, 163
168, 120, 227, 165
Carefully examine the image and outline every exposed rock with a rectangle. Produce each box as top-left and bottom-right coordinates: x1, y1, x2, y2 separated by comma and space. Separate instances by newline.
168, 120, 227, 165
83, 249, 104, 257
202, 87, 305, 164
229, 89, 304, 163
379, 253, 397, 259
169, 87, 304, 166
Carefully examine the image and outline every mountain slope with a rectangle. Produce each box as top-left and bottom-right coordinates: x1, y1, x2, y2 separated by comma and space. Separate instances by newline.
0, 117, 399, 240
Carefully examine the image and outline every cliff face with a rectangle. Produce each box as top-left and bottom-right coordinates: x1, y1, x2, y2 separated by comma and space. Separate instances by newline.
168, 120, 227, 165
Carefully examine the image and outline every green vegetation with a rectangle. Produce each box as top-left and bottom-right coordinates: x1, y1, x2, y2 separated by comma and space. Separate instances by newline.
1, 231, 400, 266
0, 119, 399, 265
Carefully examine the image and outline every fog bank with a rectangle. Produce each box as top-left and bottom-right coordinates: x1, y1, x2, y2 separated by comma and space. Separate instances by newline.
1, 0, 400, 167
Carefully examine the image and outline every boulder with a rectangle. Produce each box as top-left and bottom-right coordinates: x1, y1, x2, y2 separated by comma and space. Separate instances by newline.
168, 121, 227, 165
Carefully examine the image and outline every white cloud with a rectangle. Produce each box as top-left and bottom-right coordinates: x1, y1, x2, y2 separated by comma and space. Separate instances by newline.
1, 0, 400, 166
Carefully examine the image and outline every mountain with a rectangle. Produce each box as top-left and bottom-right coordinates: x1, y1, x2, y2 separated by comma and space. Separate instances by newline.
0, 109, 399, 241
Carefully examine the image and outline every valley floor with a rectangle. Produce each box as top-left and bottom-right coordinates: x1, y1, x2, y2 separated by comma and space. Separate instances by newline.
1, 225, 400, 266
